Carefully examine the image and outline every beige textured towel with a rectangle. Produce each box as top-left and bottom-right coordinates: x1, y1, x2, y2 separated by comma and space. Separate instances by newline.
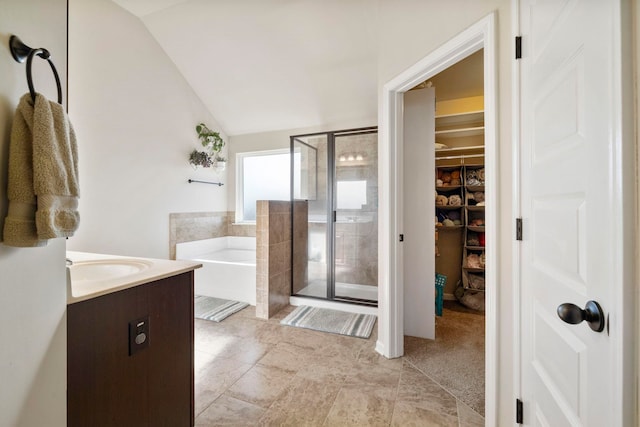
3, 93, 79, 247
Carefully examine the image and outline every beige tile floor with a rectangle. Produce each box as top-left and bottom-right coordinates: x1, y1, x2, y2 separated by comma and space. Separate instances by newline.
195, 305, 485, 426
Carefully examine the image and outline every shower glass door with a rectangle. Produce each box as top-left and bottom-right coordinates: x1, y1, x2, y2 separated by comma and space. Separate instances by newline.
291, 127, 378, 305
333, 130, 378, 303
291, 134, 329, 299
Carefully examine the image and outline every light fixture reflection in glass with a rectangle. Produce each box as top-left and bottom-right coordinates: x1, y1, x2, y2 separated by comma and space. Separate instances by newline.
338, 152, 367, 163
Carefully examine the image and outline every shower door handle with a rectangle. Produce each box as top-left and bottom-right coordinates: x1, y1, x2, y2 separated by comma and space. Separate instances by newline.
333, 211, 337, 222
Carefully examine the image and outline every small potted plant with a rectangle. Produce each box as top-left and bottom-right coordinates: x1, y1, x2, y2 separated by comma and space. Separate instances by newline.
212, 155, 227, 173
189, 149, 213, 169
189, 122, 226, 171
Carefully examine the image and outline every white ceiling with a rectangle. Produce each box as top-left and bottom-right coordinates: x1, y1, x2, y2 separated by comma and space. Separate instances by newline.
112, 0, 378, 136
111, 1, 482, 136
430, 50, 484, 101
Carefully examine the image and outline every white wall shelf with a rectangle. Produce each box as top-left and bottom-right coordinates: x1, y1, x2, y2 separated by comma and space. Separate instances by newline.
435, 126, 485, 139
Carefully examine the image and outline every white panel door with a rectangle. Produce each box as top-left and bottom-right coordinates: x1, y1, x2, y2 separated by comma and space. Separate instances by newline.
519, 0, 625, 425
402, 87, 435, 339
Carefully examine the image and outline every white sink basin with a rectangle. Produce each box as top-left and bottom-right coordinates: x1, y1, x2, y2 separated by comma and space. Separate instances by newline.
69, 259, 153, 283
65, 251, 201, 303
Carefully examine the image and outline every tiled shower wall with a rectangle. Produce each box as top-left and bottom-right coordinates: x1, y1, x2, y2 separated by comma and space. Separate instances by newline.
168, 211, 255, 259
255, 201, 292, 319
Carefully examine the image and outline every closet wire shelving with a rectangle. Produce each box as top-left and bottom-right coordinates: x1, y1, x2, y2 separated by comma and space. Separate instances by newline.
435, 108, 486, 299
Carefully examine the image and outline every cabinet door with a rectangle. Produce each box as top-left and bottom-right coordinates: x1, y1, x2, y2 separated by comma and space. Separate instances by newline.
68, 285, 150, 427
68, 273, 194, 427
148, 274, 194, 427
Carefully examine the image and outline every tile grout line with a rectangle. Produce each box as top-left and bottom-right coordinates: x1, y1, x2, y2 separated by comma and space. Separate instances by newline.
193, 351, 260, 421
386, 360, 406, 426
404, 358, 484, 422
320, 379, 344, 427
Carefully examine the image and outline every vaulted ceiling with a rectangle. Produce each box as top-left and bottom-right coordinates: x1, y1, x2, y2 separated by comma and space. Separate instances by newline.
112, 0, 483, 136
112, 0, 378, 136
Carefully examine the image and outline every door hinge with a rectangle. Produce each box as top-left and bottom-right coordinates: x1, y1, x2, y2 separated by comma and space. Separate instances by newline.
515, 36, 522, 59
516, 218, 523, 241
516, 398, 523, 424
399, 234, 404, 242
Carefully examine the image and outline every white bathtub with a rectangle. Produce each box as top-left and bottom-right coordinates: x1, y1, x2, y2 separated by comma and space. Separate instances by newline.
175, 236, 256, 305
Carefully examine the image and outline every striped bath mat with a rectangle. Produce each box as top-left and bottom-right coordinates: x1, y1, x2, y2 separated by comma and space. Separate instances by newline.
194, 295, 249, 322
281, 305, 377, 339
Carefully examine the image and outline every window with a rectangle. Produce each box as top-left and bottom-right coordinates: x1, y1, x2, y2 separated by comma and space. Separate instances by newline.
236, 149, 299, 222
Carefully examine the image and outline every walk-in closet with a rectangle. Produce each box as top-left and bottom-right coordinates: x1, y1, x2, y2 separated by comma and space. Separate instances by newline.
434, 88, 485, 311
403, 49, 487, 417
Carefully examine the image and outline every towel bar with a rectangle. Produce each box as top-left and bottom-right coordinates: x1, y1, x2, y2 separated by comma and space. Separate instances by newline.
188, 179, 224, 186
9, 35, 63, 105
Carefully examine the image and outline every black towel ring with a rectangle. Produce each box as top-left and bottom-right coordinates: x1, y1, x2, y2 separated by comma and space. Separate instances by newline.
9, 35, 63, 105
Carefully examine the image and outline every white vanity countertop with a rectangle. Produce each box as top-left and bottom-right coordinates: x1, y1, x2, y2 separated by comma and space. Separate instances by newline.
66, 251, 202, 305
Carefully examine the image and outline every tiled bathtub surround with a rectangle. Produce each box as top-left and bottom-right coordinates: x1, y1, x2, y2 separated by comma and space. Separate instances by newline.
169, 212, 255, 259
256, 201, 298, 319
226, 211, 256, 238
169, 212, 227, 259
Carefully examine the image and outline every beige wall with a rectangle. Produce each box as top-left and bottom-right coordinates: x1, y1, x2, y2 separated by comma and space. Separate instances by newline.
376, 0, 512, 423
67, 0, 228, 259
0, 1, 68, 425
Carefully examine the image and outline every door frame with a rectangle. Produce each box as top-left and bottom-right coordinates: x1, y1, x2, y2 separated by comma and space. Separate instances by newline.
377, 12, 498, 424
512, 1, 637, 425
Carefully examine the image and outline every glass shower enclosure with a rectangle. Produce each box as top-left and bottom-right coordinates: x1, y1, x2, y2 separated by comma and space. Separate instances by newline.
290, 127, 378, 306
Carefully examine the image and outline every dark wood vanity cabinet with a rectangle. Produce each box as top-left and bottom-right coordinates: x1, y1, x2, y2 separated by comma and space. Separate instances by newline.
67, 272, 194, 427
